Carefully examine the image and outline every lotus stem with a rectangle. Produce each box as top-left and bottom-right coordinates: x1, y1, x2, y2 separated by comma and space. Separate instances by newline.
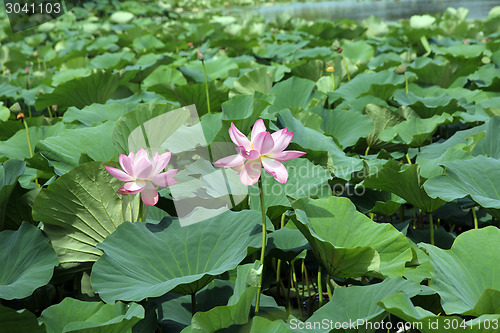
405, 153, 412, 165
201, 60, 211, 114
341, 53, 351, 81
276, 213, 286, 284
46, 107, 53, 118
331, 73, 335, 91
191, 292, 196, 315
326, 274, 333, 300
22, 119, 39, 187
302, 259, 312, 305
291, 263, 303, 319
138, 201, 143, 222
364, 145, 370, 156
403, 73, 408, 94
255, 177, 267, 314
429, 213, 434, 245
472, 207, 478, 229
318, 266, 324, 307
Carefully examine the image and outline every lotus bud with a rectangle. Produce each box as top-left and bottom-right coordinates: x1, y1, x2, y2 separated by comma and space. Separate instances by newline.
395, 64, 407, 74
326, 66, 334, 73
197, 49, 204, 61
17, 112, 25, 120
25, 67, 29, 74
331, 40, 340, 51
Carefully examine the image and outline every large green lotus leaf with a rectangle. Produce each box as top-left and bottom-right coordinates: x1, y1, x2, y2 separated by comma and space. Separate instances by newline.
321, 108, 374, 149
132, 35, 165, 52
169, 81, 229, 116
301, 277, 422, 333
188, 287, 258, 333
363, 103, 404, 151
249, 158, 332, 218
379, 113, 453, 147
91, 210, 264, 303
471, 117, 500, 158
0, 122, 66, 160
180, 54, 238, 82
420, 227, 500, 316
467, 63, 500, 91
342, 40, 375, 65
415, 123, 486, 178
362, 159, 445, 213
277, 110, 362, 180
407, 57, 478, 88
292, 197, 412, 278
268, 76, 316, 113
248, 317, 289, 333
380, 293, 500, 333
88, 50, 135, 71
423, 156, 500, 213
142, 65, 187, 95
63, 103, 133, 127
112, 103, 180, 154
392, 90, 466, 118
290, 59, 325, 82
329, 70, 407, 101
0, 223, 58, 300
233, 67, 276, 95
157, 280, 235, 332
35, 69, 130, 110
39, 298, 144, 333
214, 94, 271, 147
0, 305, 45, 333
32, 161, 139, 268
266, 227, 309, 262
35, 122, 116, 175
252, 41, 309, 59
0, 159, 25, 231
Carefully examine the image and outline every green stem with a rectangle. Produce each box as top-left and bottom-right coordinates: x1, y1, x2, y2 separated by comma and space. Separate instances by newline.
326, 275, 332, 301
429, 213, 434, 245
46, 107, 53, 118
302, 259, 311, 305
191, 293, 196, 315
291, 263, 303, 319
276, 213, 286, 284
201, 60, 211, 114
341, 53, 351, 81
403, 73, 408, 94
138, 201, 144, 222
255, 177, 267, 314
23, 120, 38, 187
405, 153, 412, 165
364, 145, 370, 156
331, 73, 335, 91
27, 104, 32, 118
472, 207, 478, 229
318, 266, 323, 307
128, 195, 134, 221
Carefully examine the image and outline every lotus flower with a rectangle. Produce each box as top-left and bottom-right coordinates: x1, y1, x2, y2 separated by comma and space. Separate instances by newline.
213, 119, 306, 186
106, 149, 178, 206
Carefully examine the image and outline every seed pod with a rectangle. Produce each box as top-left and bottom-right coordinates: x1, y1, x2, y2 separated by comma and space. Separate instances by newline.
10, 102, 21, 113
17, 112, 25, 120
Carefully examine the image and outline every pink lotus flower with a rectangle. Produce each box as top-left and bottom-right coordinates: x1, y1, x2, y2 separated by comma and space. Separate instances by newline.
106, 149, 178, 206
213, 119, 306, 186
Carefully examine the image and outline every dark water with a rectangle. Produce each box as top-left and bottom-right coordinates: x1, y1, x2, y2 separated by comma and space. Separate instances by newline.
257, 0, 499, 21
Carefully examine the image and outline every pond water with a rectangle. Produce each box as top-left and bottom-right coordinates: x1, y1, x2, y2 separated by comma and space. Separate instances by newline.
256, 0, 499, 21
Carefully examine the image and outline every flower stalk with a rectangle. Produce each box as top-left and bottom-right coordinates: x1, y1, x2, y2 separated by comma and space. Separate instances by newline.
198, 50, 211, 114
255, 177, 267, 314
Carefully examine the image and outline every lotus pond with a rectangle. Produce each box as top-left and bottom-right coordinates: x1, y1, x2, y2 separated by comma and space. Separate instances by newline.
2, 1, 500, 332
